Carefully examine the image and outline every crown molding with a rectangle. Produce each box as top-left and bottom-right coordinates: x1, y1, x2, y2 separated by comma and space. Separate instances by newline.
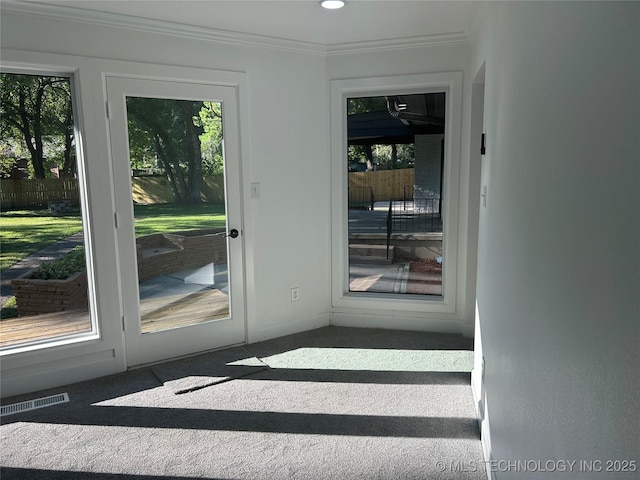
2, 1, 471, 57
466, 1, 490, 45
326, 32, 470, 56
1, 1, 327, 56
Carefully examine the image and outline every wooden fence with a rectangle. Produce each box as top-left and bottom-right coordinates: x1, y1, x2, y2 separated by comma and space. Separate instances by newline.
2, 170, 414, 208
1, 176, 226, 208
131, 176, 225, 204
349, 168, 414, 202
1, 178, 80, 208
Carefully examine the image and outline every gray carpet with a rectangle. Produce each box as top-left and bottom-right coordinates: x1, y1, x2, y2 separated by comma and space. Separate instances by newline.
151, 346, 268, 394
0, 326, 486, 479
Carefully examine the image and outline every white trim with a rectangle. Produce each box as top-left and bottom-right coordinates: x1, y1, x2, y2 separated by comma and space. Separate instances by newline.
472, 368, 495, 480
0, 66, 101, 356
104, 76, 247, 367
1, 1, 325, 56
0, 49, 252, 398
329, 72, 464, 323
330, 311, 468, 334
1, 347, 118, 399
326, 32, 469, 56
1, 1, 470, 56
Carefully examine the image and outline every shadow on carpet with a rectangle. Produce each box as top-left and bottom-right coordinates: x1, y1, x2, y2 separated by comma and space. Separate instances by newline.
151, 346, 269, 394
0, 468, 233, 480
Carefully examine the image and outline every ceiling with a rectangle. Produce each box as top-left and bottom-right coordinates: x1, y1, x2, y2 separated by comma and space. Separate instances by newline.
17, 0, 481, 46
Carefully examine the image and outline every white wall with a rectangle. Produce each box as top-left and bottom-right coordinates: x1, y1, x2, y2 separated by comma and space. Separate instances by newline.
1, 8, 331, 395
4, 9, 333, 343
328, 45, 479, 335
471, 2, 640, 475
1, 5, 479, 396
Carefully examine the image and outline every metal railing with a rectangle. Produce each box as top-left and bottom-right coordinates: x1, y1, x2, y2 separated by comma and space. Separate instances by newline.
385, 196, 443, 260
392, 197, 442, 233
405, 185, 443, 214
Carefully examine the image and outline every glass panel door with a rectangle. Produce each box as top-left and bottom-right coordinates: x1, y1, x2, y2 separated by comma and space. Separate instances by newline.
126, 97, 230, 334
106, 77, 245, 366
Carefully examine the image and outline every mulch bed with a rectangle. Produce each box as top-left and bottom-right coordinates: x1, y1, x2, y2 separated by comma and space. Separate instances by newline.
409, 258, 442, 274
401, 258, 443, 295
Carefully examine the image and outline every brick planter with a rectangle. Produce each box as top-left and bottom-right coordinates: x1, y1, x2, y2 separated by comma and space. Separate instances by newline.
10, 229, 226, 316
12, 270, 88, 317
136, 229, 227, 282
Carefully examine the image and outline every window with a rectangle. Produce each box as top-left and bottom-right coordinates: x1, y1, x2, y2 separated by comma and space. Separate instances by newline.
331, 73, 462, 317
0, 71, 96, 351
347, 93, 445, 298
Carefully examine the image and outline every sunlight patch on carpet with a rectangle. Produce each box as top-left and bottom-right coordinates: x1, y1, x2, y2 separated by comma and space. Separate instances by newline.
230, 348, 474, 372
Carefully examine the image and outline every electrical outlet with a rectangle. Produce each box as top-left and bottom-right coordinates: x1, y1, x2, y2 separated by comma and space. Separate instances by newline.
291, 287, 300, 303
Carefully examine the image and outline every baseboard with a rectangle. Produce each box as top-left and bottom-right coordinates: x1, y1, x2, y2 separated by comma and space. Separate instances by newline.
1, 348, 120, 399
330, 311, 466, 335
247, 313, 331, 344
471, 368, 494, 480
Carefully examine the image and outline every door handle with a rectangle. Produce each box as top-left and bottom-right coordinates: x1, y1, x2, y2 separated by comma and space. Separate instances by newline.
227, 229, 239, 238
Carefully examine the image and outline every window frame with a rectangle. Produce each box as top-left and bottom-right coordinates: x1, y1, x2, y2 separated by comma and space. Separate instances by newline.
0, 51, 128, 399
0, 66, 100, 354
330, 72, 463, 316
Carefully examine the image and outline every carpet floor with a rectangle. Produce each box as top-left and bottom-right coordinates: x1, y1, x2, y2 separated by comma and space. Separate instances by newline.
0, 326, 486, 479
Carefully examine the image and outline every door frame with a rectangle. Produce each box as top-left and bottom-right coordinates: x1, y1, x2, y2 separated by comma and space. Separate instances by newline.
106, 75, 247, 367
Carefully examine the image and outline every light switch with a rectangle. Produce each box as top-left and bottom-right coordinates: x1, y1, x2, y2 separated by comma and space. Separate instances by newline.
250, 182, 260, 199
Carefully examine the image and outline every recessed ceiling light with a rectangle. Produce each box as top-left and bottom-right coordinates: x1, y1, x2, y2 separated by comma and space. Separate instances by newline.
320, 0, 346, 10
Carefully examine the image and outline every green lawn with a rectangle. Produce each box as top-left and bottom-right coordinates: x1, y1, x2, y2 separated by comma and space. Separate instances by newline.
133, 203, 226, 236
0, 208, 84, 271
1, 203, 227, 272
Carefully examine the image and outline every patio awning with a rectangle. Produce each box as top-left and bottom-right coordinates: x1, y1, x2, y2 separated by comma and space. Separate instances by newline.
347, 93, 446, 145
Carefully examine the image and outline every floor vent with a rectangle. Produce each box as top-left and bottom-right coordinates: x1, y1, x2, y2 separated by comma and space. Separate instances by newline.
1, 393, 69, 417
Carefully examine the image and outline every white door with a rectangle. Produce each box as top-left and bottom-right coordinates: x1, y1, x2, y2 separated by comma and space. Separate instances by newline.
106, 77, 245, 366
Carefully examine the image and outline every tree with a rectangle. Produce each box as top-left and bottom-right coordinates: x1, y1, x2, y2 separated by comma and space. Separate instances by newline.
347, 95, 415, 170
0, 73, 75, 178
127, 98, 188, 202
126, 98, 222, 203
347, 96, 387, 115
180, 101, 204, 203
198, 102, 224, 176
58, 94, 76, 177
